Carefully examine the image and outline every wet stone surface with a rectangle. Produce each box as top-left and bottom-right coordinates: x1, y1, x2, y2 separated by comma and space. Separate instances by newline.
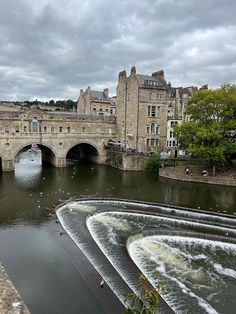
0, 263, 30, 314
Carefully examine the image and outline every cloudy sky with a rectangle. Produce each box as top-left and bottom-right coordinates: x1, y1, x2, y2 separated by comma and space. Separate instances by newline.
0, 0, 236, 101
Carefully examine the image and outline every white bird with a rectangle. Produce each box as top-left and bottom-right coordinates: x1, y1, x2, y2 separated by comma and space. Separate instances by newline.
100, 279, 104, 288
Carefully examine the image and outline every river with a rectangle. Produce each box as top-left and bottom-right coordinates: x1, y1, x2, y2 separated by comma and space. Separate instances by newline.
0, 161, 235, 313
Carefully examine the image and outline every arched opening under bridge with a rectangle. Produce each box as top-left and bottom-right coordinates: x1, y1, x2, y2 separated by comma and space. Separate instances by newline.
66, 143, 99, 165
14, 144, 56, 167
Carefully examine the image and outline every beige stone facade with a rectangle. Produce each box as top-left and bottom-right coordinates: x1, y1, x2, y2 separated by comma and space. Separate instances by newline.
77, 87, 116, 116
116, 66, 207, 156
0, 109, 116, 171
116, 67, 168, 153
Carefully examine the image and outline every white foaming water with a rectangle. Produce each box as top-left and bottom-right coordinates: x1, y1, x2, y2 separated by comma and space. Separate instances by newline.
128, 235, 236, 314
57, 200, 236, 314
80, 199, 236, 226
213, 263, 236, 279
68, 202, 96, 213
92, 212, 131, 232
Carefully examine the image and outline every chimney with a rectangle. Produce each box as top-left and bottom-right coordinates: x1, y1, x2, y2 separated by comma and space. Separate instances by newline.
103, 88, 109, 98
131, 66, 136, 75
118, 70, 127, 82
152, 70, 164, 79
200, 84, 208, 90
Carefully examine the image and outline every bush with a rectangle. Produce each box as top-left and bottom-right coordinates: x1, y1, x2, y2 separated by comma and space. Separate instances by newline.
125, 274, 160, 314
144, 154, 161, 173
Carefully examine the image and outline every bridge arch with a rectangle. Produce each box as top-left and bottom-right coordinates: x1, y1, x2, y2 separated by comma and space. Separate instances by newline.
14, 143, 57, 167
66, 142, 99, 163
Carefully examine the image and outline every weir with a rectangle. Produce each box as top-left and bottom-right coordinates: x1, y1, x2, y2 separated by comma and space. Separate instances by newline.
56, 198, 236, 314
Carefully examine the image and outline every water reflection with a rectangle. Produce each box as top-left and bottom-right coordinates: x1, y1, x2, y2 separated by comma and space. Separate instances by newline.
15, 164, 42, 189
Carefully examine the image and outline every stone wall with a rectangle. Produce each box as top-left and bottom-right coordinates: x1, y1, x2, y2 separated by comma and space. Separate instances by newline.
0, 263, 30, 314
106, 150, 145, 171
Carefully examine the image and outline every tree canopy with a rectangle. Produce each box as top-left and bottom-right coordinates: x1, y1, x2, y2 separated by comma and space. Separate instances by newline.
174, 84, 236, 172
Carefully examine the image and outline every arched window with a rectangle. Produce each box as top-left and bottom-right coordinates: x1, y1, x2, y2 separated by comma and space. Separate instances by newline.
151, 122, 156, 134
150, 122, 159, 134
31, 117, 39, 132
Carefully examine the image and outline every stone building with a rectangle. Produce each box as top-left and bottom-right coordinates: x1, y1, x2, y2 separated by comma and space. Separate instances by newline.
116, 66, 169, 153
77, 87, 116, 116
115, 66, 209, 156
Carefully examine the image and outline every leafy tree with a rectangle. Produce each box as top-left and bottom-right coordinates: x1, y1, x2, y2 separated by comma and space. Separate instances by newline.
144, 154, 161, 173
125, 274, 159, 314
174, 85, 236, 175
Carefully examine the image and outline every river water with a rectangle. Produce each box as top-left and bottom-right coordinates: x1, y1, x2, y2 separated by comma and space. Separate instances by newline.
0, 161, 236, 313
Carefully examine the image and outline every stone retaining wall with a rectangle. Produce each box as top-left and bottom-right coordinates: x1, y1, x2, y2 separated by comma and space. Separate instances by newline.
159, 167, 236, 187
0, 263, 30, 314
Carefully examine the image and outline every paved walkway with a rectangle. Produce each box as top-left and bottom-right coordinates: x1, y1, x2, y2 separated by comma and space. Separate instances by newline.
159, 167, 236, 187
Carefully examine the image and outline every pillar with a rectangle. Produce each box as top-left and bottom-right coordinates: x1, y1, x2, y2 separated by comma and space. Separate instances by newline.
53, 157, 66, 168
2, 159, 15, 171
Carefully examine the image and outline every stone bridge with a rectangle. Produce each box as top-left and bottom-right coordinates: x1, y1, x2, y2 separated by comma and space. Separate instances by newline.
0, 109, 116, 171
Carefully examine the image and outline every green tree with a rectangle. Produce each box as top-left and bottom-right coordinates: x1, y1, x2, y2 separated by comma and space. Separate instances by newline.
144, 154, 161, 173
174, 85, 236, 175
125, 274, 159, 314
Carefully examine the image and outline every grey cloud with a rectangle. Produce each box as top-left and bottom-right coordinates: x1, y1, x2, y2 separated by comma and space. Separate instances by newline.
0, 0, 236, 100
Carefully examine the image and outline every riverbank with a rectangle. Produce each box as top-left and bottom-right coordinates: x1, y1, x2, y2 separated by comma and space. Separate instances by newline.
0, 263, 30, 314
159, 166, 236, 186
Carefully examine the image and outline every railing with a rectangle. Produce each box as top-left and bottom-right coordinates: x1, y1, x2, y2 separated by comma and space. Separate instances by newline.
105, 145, 146, 157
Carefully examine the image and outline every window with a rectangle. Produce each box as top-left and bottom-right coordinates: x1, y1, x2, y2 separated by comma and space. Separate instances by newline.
5, 125, 9, 133
147, 138, 159, 147
32, 118, 39, 132
44, 126, 47, 132
151, 122, 157, 134
24, 126, 27, 132
15, 125, 19, 133
149, 92, 156, 99
151, 106, 156, 117
67, 127, 70, 133
82, 126, 86, 132
147, 126, 150, 134
170, 131, 173, 138
59, 127, 63, 132
100, 108, 102, 111
93, 107, 96, 111
148, 106, 160, 117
